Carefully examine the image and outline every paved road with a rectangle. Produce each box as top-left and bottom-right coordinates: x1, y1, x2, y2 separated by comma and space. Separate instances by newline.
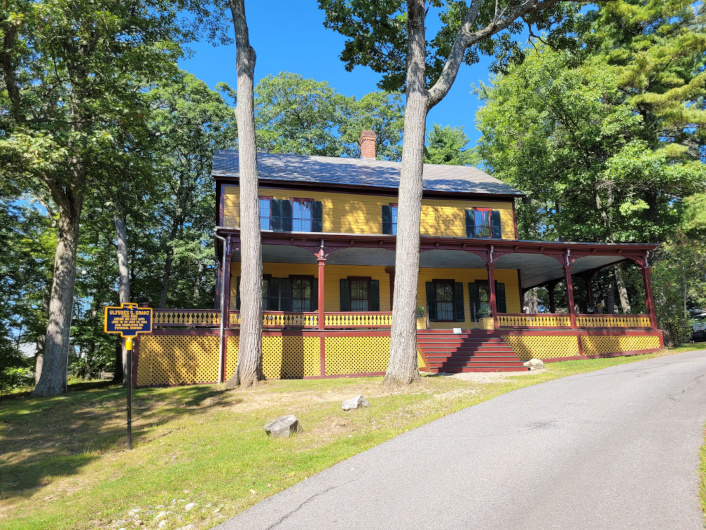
219, 350, 706, 529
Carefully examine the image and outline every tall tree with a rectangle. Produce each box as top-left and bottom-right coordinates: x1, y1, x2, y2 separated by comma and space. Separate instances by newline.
226, 0, 263, 388
320, 0, 587, 385
0, 0, 227, 395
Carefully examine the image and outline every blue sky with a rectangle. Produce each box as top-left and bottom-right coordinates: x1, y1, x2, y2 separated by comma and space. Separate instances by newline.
178, 2, 496, 149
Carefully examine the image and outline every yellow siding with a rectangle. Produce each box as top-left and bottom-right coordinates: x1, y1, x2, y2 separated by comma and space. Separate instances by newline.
230, 263, 520, 326
417, 268, 521, 330
222, 185, 515, 239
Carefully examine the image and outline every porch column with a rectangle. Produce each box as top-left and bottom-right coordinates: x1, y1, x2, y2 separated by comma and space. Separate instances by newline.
547, 280, 559, 313
563, 263, 577, 329
220, 240, 232, 382
585, 272, 595, 311
487, 263, 498, 329
317, 253, 326, 330
640, 265, 658, 330
385, 267, 395, 309
215, 260, 222, 310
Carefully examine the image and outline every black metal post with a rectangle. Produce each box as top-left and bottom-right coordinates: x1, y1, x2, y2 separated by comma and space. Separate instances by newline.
126, 336, 132, 450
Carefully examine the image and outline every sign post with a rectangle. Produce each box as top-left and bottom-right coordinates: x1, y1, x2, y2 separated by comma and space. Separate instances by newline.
104, 303, 153, 450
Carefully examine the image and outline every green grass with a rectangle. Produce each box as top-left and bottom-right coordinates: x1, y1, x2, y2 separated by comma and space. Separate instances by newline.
0, 348, 697, 529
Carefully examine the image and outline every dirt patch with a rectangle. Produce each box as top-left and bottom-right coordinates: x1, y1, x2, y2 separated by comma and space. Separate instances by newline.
443, 370, 540, 383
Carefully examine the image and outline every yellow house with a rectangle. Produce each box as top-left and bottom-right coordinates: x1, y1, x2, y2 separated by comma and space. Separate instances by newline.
135, 132, 663, 387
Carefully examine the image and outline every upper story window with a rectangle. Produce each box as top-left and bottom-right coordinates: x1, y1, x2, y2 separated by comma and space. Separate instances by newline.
466, 208, 502, 239
259, 197, 272, 230
382, 204, 398, 235
292, 199, 312, 232
258, 197, 322, 232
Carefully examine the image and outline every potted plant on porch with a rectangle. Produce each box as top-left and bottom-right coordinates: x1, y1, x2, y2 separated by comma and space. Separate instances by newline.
416, 305, 427, 330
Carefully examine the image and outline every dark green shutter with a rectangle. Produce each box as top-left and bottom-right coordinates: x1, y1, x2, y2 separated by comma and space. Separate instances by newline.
311, 279, 318, 311
279, 278, 291, 311
492, 210, 502, 239
268, 278, 280, 311
426, 282, 437, 321
370, 280, 380, 311
236, 276, 241, 311
454, 282, 465, 322
495, 281, 507, 313
312, 201, 323, 232
270, 199, 282, 231
340, 279, 351, 311
382, 205, 392, 234
465, 209, 475, 238
468, 282, 480, 322
282, 200, 293, 232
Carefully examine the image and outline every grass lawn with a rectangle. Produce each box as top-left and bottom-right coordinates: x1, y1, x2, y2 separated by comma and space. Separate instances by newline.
0, 348, 701, 530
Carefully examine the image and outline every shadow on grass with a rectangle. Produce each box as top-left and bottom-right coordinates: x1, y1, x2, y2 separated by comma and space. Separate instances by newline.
0, 383, 227, 500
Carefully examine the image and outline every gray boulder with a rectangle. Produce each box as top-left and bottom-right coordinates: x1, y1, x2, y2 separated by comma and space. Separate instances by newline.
264, 415, 302, 438
342, 395, 371, 411
523, 358, 545, 370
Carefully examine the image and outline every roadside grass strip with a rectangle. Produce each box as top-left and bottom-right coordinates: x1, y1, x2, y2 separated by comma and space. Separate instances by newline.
0, 349, 692, 529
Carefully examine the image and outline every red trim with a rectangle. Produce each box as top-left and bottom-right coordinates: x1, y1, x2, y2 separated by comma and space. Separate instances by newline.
512, 199, 518, 239
218, 183, 225, 227
487, 264, 498, 329
641, 266, 658, 330
564, 264, 577, 329
516, 269, 522, 308
317, 257, 326, 330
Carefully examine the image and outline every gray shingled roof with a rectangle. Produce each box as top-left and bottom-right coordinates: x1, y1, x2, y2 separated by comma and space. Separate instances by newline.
212, 150, 523, 197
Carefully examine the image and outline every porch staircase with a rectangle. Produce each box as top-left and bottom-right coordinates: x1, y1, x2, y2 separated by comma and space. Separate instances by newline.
417, 330, 527, 373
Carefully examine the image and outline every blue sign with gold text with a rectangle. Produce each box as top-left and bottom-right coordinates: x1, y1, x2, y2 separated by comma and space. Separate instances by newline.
104, 303, 153, 337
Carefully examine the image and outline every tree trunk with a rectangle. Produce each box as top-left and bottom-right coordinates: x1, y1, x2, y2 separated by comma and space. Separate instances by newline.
33, 194, 83, 396
384, 0, 427, 386
33, 286, 51, 384
524, 289, 539, 314
226, 0, 263, 388
614, 267, 631, 314
113, 210, 131, 385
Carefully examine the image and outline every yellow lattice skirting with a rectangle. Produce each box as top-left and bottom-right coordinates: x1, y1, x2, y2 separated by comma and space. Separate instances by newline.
136, 335, 219, 386
502, 335, 580, 361
137, 332, 428, 385
224, 335, 320, 380
581, 335, 661, 356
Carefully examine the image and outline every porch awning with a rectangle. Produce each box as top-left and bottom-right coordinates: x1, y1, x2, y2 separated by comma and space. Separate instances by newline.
218, 229, 657, 290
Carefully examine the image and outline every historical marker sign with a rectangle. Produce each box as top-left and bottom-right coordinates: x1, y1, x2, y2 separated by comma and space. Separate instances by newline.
104, 302, 152, 451
104, 303, 152, 337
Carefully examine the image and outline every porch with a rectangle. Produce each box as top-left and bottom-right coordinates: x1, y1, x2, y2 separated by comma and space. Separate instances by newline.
130, 233, 663, 387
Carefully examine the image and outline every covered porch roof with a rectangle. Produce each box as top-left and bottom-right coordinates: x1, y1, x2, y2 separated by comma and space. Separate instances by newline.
216, 229, 657, 289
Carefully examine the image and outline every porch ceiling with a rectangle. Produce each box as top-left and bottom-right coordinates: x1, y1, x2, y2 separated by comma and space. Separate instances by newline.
495, 253, 625, 289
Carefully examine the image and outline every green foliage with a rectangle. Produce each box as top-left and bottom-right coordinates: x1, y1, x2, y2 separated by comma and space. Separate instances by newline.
246, 72, 405, 160
476, 0, 706, 339
318, 0, 586, 91
424, 124, 478, 165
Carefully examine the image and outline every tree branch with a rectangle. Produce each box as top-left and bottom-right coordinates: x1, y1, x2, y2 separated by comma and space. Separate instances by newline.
427, 0, 589, 110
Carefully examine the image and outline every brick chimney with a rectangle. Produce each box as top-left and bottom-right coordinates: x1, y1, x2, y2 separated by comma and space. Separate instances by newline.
360, 130, 377, 160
